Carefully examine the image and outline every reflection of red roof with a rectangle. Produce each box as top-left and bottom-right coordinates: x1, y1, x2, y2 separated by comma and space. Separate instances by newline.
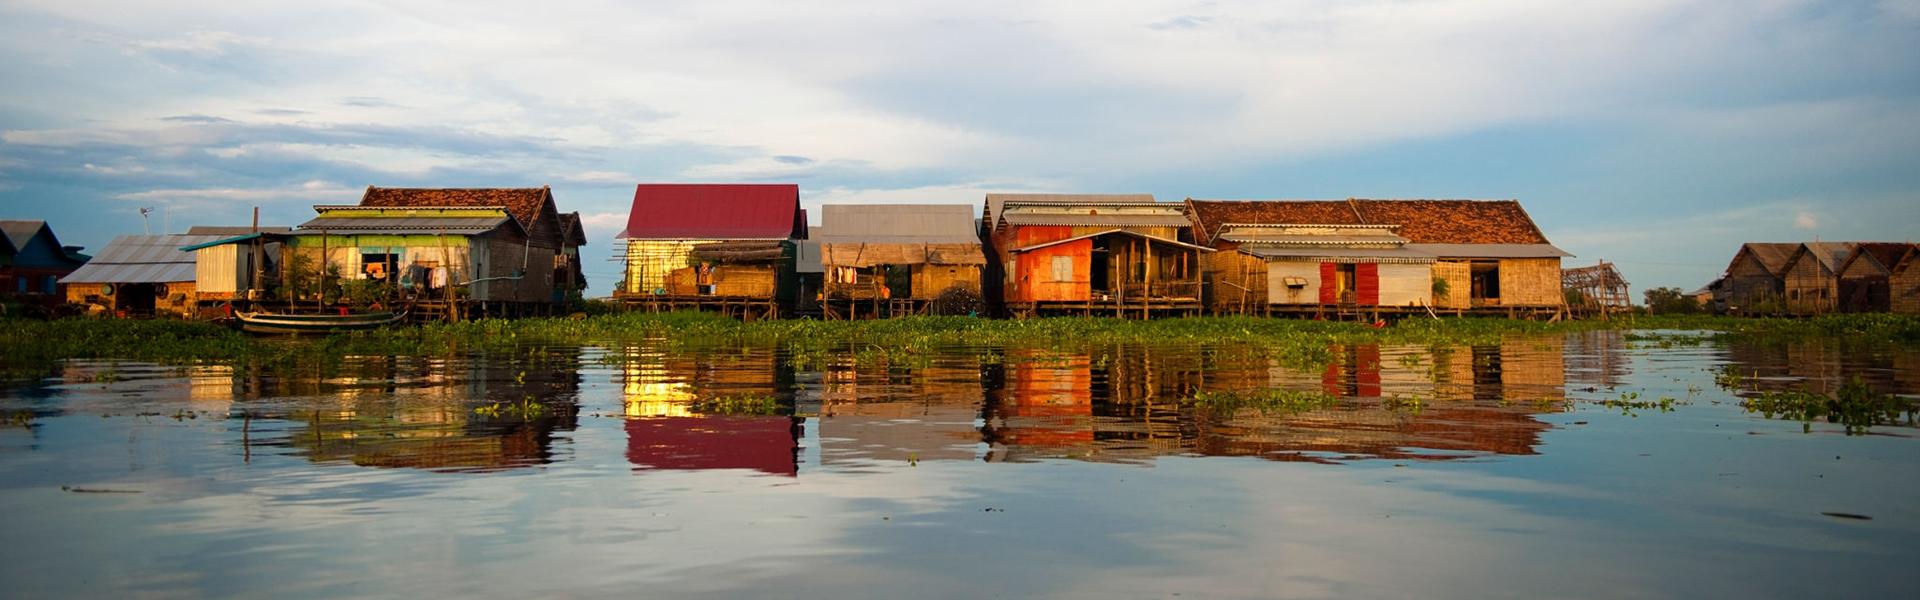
625, 416, 801, 476
620, 184, 804, 240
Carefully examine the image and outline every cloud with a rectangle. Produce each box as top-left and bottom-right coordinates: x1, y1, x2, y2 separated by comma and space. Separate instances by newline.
114, 180, 357, 203
82, 163, 148, 176
1794, 211, 1819, 230
1147, 15, 1212, 30
160, 115, 235, 124
128, 29, 265, 57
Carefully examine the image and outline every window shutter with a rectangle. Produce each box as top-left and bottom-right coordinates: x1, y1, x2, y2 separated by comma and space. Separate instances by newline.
1319, 262, 1336, 304
1357, 263, 1379, 305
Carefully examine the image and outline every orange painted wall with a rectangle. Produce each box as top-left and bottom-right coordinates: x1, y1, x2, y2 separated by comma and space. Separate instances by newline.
995, 225, 1093, 303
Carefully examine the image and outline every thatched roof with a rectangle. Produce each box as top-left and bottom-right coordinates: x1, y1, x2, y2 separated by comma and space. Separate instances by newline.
688, 240, 788, 264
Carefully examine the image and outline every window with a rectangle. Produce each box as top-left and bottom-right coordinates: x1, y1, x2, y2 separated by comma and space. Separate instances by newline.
1051, 256, 1074, 282
43, 275, 57, 295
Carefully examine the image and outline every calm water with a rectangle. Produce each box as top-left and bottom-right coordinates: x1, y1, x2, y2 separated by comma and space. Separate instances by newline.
1, 331, 1916, 598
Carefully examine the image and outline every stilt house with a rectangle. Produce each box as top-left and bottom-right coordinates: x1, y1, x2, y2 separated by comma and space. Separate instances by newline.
1781, 242, 1859, 315
1720, 243, 1799, 315
1891, 246, 1920, 314
985, 194, 1210, 317
617, 184, 806, 318
288, 205, 541, 305
1836, 243, 1915, 313
60, 234, 223, 317
814, 204, 985, 318
1, 220, 88, 306
1186, 199, 1569, 316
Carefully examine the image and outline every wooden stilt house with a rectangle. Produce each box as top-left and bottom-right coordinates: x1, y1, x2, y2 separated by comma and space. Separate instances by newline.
1780, 242, 1859, 315
986, 194, 1210, 318
1720, 243, 1798, 315
60, 234, 223, 317
814, 204, 985, 318
1891, 246, 1920, 314
288, 205, 541, 315
1836, 243, 1915, 313
616, 184, 806, 319
1187, 199, 1569, 317
1, 220, 89, 310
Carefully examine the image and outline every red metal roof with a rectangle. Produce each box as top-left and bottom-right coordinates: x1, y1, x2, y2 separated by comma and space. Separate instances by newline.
620, 184, 804, 239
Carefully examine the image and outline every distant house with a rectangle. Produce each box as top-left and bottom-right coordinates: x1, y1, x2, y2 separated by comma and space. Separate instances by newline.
1891, 246, 1920, 315
814, 204, 985, 317
290, 205, 545, 305
1720, 243, 1798, 314
1, 220, 88, 304
1836, 243, 1915, 313
984, 194, 1210, 317
60, 234, 223, 317
1781, 242, 1859, 315
1186, 199, 1568, 315
555, 212, 588, 300
616, 184, 806, 317
283, 187, 576, 309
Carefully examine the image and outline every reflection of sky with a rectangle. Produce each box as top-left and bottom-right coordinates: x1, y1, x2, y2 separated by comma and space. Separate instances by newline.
0, 337, 1916, 597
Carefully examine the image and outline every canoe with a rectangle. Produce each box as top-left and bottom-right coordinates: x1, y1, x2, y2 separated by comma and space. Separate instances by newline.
236, 310, 407, 334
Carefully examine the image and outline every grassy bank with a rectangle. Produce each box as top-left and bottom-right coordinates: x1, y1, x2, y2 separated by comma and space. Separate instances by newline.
3, 312, 1916, 378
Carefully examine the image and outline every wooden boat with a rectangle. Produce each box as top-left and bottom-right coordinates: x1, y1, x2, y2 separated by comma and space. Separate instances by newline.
235, 310, 407, 334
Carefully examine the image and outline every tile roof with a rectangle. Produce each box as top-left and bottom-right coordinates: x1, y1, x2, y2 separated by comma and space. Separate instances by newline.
1839, 242, 1915, 275
1733, 243, 1802, 276
621, 184, 804, 240
997, 212, 1193, 228
557, 212, 587, 246
60, 234, 224, 283
1185, 199, 1553, 246
1346, 199, 1550, 244
360, 186, 554, 229
816, 204, 980, 244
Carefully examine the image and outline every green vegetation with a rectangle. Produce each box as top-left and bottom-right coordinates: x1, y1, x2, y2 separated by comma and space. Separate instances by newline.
1642, 287, 1702, 314
1740, 378, 1918, 435
3, 312, 1917, 382
689, 394, 785, 416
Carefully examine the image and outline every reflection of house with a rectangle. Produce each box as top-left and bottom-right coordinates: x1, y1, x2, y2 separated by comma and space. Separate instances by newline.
1781, 242, 1859, 315
981, 351, 1094, 454
1187, 199, 1568, 315
1, 220, 88, 306
986, 194, 1210, 317
1836, 243, 1914, 313
815, 204, 985, 317
816, 360, 985, 464
625, 417, 803, 476
616, 184, 806, 317
1720, 243, 1798, 314
60, 234, 222, 317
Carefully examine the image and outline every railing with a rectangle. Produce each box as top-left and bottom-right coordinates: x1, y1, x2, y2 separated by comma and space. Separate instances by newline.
1112, 280, 1202, 301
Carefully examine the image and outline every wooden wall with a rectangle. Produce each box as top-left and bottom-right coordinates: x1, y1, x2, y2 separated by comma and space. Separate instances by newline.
666, 264, 778, 298
1206, 250, 1267, 313
1010, 238, 1091, 302
1783, 257, 1837, 315
1838, 257, 1891, 313
1497, 258, 1563, 307
1432, 260, 1471, 310
912, 264, 981, 298
1724, 253, 1783, 313
1891, 262, 1920, 314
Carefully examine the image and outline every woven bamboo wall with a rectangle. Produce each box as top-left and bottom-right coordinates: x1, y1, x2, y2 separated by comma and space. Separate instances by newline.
1498, 258, 1563, 307
912, 264, 981, 298
1894, 264, 1920, 314
665, 265, 778, 297
1205, 250, 1267, 312
1432, 261, 1471, 309
1784, 258, 1836, 315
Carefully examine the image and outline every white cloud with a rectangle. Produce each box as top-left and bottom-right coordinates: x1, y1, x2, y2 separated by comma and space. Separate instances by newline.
1793, 211, 1820, 230
114, 180, 357, 203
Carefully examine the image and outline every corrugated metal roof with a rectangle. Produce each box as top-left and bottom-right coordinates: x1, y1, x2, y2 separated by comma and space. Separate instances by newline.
60, 234, 224, 283
998, 212, 1192, 227
185, 226, 292, 235
621, 184, 803, 240
1404, 243, 1572, 258
1010, 229, 1214, 254
984, 193, 1154, 231
297, 215, 511, 234
815, 204, 980, 244
1222, 231, 1409, 245
1242, 247, 1435, 262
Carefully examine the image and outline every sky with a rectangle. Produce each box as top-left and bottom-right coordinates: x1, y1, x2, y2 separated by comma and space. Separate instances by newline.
1, 0, 1917, 298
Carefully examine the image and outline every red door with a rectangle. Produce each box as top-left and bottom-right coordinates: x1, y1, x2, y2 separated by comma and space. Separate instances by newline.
1319, 262, 1337, 304
1356, 263, 1379, 305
